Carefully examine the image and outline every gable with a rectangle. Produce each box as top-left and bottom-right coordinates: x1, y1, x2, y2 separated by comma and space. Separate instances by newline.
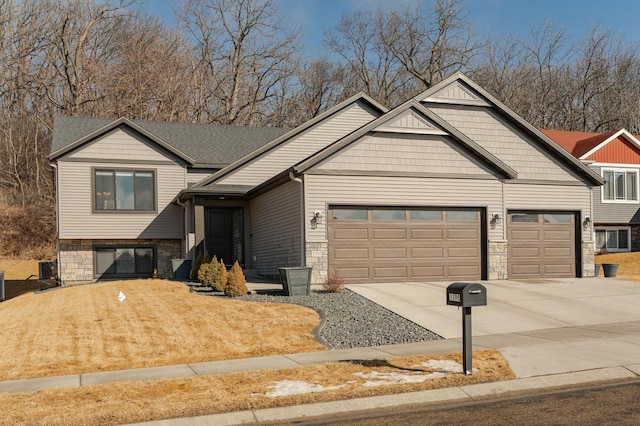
429, 105, 585, 182
66, 127, 179, 164
316, 132, 495, 177
585, 135, 640, 164
419, 80, 491, 107
207, 100, 381, 187
373, 110, 448, 135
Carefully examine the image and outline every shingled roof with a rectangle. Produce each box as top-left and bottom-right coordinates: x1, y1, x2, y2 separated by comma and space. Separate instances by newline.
50, 116, 290, 166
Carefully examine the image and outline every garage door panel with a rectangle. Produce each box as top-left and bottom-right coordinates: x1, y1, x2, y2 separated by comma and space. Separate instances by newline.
544, 247, 573, 257
510, 264, 541, 277
543, 229, 573, 241
510, 229, 540, 241
447, 228, 480, 240
332, 228, 368, 240
373, 266, 408, 279
410, 228, 444, 240
447, 247, 480, 259
338, 267, 371, 279
447, 265, 481, 277
329, 207, 482, 283
333, 248, 369, 260
373, 247, 407, 259
412, 266, 445, 279
510, 246, 540, 258
411, 247, 444, 259
544, 264, 573, 276
373, 228, 406, 240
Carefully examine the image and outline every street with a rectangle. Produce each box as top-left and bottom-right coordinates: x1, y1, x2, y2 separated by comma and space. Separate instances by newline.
277, 379, 640, 425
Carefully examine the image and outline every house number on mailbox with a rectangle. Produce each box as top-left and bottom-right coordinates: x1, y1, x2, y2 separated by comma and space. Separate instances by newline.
448, 293, 461, 303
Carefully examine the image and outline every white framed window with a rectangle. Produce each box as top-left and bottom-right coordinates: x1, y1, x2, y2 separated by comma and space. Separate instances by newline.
602, 169, 638, 203
595, 227, 630, 252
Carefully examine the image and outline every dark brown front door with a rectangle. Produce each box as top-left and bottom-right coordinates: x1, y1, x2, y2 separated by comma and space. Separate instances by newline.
205, 208, 243, 265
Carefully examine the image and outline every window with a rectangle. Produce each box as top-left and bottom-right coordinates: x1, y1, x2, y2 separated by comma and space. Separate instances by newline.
510, 213, 539, 223
595, 228, 630, 252
373, 209, 405, 220
95, 246, 155, 277
410, 210, 442, 221
544, 214, 571, 224
95, 169, 155, 211
332, 209, 367, 220
602, 169, 637, 202
446, 210, 478, 221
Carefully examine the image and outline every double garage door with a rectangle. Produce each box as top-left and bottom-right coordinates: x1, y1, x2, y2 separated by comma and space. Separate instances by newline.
328, 207, 484, 283
328, 207, 578, 284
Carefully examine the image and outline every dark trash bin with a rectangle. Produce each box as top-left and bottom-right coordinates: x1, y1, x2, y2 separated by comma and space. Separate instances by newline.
594, 263, 601, 277
279, 267, 312, 296
602, 263, 619, 278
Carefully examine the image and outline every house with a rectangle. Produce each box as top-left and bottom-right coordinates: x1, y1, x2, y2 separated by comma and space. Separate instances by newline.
543, 128, 640, 253
50, 73, 603, 286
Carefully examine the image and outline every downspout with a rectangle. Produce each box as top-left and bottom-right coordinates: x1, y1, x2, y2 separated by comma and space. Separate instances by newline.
50, 163, 62, 287
289, 172, 306, 266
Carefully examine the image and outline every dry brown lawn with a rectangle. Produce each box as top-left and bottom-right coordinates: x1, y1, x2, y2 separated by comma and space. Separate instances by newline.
0, 258, 39, 280
1, 350, 513, 425
595, 251, 640, 280
0, 279, 325, 381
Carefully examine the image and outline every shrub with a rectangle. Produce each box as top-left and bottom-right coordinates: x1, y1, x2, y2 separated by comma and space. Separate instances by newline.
212, 259, 228, 292
197, 252, 212, 283
190, 251, 204, 280
322, 271, 345, 293
225, 261, 248, 297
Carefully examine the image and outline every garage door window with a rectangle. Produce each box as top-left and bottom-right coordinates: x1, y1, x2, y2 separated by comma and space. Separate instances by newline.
373, 209, 405, 220
333, 209, 367, 220
511, 213, 539, 223
447, 211, 478, 221
544, 213, 572, 224
410, 210, 442, 221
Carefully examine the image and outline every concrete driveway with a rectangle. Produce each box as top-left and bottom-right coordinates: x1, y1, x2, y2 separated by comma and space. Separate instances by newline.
347, 277, 640, 339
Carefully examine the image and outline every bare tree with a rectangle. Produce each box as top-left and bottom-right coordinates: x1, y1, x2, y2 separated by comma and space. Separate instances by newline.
179, 0, 301, 125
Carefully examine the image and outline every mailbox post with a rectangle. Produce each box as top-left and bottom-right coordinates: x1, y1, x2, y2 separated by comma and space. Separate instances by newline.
446, 282, 487, 375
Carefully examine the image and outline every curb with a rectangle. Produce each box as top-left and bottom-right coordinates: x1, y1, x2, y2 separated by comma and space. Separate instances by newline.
134, 366, 639, 425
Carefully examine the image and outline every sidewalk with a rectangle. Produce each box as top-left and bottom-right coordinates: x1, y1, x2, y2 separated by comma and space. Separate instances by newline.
2, 320, 640, 424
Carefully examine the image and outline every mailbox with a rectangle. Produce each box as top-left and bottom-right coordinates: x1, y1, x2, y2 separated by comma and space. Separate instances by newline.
446, 282, 487, 307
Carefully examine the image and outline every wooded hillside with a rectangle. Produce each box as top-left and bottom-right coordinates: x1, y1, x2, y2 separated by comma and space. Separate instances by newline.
2, 0, 638, 258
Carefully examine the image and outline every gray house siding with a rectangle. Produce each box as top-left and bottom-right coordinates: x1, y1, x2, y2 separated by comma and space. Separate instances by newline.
248, 180, 303, 276
217, 101, 380, 187
429, 105, 584, 182
317, 133, 493, 175
57, 129, 186, 240
588, 164, 640, 224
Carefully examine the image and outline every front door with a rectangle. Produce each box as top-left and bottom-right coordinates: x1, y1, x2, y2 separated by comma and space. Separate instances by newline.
205, 208, 243, 266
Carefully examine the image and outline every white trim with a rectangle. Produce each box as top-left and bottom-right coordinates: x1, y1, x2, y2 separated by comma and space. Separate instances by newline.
581, 129, 640, 160
595, 226, 631, 252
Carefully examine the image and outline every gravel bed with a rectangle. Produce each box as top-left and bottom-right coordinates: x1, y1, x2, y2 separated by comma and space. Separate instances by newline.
192, 285, 443, 349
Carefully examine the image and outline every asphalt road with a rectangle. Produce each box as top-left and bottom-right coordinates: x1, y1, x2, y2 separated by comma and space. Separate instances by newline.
277, 379, 640, 425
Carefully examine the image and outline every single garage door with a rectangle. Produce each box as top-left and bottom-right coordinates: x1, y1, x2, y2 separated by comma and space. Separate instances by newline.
507, 212, 577, 278
328, 207, 484, 283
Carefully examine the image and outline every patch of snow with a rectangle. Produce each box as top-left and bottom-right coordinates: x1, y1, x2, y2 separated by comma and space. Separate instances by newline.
419, 359, 464, 373
265, 380, 347, 397
353, 370, 447, 387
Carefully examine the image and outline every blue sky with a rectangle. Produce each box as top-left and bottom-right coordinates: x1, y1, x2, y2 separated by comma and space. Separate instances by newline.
146, 0, 640, 57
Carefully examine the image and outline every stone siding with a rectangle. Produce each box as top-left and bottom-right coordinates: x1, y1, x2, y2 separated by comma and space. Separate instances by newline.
305, 241, 328, 284
59, 239, 182, 286
489, 240, 508, 280
582, 240, 596, 277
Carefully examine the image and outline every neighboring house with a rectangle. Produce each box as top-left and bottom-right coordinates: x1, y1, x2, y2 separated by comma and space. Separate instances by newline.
543, 128, 640, 253
51, 73, 603, 286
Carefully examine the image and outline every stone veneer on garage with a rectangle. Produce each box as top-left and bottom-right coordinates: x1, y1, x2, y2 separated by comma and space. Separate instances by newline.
58, 239, 182, 285
305, 241, 328, 285
489, 240, 508, 280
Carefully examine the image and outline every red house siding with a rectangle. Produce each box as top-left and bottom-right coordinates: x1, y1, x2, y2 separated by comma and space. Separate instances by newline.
584, 136, 640, 164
